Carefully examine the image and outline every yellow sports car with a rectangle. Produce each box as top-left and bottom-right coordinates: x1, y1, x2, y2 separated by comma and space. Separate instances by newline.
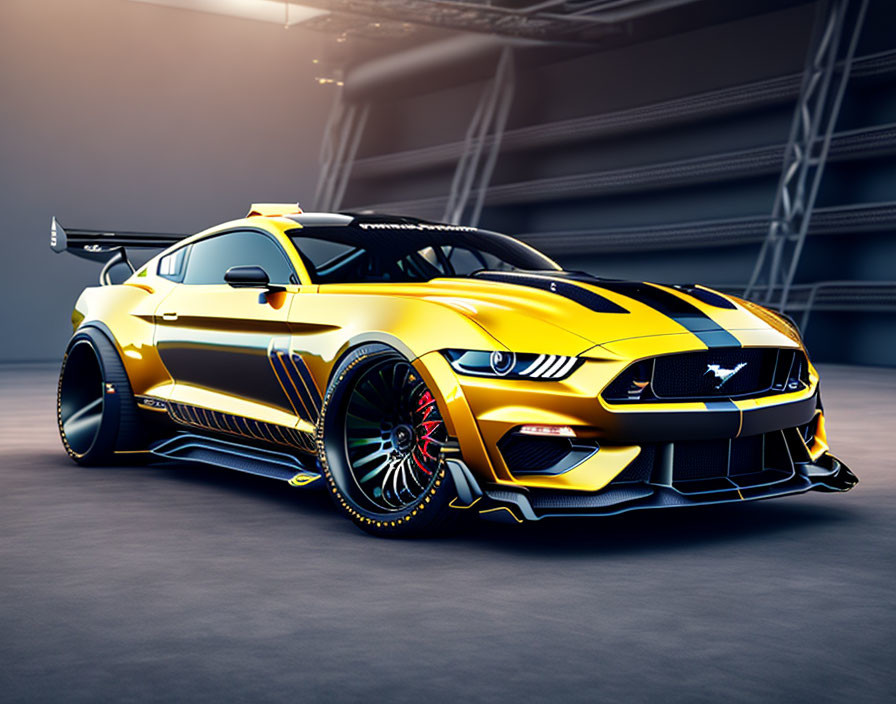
52, 204, 857, 536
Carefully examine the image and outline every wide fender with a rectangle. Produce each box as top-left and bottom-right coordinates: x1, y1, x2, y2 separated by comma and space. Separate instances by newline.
71, 285, 172, 396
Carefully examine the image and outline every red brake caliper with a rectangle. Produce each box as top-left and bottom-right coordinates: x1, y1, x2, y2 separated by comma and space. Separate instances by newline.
413, 390, 442, 475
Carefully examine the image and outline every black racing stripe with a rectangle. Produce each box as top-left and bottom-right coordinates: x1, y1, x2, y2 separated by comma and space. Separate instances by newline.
673, 285, 738, 310
594, 281, 740, 348
474, 272, 628, 314
291, 354, 323, 415
270, 351, 311, 419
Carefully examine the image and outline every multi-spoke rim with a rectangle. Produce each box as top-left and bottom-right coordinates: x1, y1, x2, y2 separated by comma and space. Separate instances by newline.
343, 358, 446, 512
59, 341, 105, 456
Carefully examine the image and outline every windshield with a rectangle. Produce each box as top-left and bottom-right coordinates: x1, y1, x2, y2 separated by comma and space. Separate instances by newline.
287, 225, 560, 284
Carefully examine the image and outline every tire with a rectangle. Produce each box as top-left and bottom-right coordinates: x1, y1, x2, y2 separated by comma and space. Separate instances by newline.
317, 343, 458, 537
57, 327, 143, 465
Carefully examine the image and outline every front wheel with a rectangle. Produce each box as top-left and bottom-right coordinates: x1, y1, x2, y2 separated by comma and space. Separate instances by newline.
318, 344, 458, 537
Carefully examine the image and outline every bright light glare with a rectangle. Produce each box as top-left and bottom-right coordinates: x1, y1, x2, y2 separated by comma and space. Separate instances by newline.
128, 0, 328, 27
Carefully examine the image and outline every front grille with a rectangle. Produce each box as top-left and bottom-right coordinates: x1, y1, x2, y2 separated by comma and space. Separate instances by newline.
672, 435, 765, 481
728, 434, 764, 476
609, 431, 795, 494
654, 349, 774, 397
603, 348, 809, 403
673, 439, 730, 481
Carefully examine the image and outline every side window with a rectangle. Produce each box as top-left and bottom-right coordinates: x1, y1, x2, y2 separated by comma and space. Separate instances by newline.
290, 236, 359, 283
158, 247, 187, 281
443, 246, 508, 274
183, 231, 295, 285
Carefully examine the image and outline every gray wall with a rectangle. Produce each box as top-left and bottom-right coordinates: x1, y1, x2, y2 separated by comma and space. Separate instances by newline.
0, 0, 330, 362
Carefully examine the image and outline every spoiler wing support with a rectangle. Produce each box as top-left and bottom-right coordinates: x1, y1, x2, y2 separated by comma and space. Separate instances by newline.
51, 217, 187, 285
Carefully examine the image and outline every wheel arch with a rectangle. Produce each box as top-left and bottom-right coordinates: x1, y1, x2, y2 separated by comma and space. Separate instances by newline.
72, 285, 172, 397
58, 324, 144, 461
323, 334, 457, 436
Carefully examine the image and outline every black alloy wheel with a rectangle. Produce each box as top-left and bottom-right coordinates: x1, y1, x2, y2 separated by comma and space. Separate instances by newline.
57, 327, 142, 464
344, 355, 445, 511
319, 344, 458, 536
58, 339, 106, 458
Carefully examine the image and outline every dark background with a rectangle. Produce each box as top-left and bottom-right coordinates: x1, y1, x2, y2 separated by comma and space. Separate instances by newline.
2, 0, 895, 364
0, 0, 328, 362
335, 0, 896, 366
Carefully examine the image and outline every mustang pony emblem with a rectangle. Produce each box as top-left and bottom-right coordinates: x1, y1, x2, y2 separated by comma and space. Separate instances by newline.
704, 362, 747, 389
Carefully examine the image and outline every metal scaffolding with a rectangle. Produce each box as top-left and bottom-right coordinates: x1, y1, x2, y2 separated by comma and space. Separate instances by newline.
293, 0, 701, 43
443, 46, 516, 226
744, 0, 869, 310
314, 96, 370, 212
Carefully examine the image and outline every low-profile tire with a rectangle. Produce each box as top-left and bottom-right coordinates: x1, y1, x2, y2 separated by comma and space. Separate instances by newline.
57, 327, 143, 465
317, 343, 458, 537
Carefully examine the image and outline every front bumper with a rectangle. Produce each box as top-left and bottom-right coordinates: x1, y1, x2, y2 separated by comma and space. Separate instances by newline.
415, 347, 828, 493
446, 450, 858, 523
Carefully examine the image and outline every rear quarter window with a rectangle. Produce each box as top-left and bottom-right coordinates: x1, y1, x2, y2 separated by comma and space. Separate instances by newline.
158, 247, 187, 281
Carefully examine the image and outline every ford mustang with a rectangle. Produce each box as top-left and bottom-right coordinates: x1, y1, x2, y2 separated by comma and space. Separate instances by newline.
51, 204, 857, 536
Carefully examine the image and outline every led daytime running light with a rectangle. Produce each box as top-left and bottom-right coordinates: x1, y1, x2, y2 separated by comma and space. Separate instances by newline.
519, 425, 576, 438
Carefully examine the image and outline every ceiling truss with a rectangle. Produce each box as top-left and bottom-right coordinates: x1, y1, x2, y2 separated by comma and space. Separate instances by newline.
292, 0, 700, 43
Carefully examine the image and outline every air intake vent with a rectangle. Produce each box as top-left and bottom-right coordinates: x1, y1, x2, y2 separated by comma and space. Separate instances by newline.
498, 434, 573, 473
498, 431, 599, 476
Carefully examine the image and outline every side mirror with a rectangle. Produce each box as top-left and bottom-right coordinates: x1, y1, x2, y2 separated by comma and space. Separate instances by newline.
224, 265, 270, 288
224, 265, 286, 304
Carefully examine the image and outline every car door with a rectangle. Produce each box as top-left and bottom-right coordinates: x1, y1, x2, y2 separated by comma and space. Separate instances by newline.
154, 229, 300, 421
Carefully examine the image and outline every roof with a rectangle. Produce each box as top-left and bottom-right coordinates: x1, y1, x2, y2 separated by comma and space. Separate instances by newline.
286, 212, 478, 232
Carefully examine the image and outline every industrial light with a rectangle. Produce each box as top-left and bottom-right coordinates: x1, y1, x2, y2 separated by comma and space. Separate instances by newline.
128, 1, 328, 27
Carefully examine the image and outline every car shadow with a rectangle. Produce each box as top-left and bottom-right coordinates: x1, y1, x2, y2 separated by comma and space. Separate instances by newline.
449, 500, 857, 556
39, 451, 859, 555
143, 459, 340, 516
154, 458, 858, 555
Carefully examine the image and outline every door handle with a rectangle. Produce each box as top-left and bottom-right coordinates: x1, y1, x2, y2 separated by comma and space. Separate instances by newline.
161, 312, 178, 321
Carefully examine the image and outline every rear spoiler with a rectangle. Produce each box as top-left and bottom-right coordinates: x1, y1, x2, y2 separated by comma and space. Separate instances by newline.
50, 217, 187, 285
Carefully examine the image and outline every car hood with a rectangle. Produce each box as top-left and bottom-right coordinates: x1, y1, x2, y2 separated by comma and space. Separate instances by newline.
322, 272, 798, 356
428, 272, 802, 354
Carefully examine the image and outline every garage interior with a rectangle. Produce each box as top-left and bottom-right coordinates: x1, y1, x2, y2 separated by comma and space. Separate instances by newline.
1, 1, 894, 703
309, 0, 896, 366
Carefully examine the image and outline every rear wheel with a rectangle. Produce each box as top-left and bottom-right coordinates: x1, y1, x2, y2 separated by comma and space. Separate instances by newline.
57, 327, 142, 465
318, 344, 458, 537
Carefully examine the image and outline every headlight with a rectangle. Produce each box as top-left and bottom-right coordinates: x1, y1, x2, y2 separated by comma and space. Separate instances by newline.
442, 350, 581, 380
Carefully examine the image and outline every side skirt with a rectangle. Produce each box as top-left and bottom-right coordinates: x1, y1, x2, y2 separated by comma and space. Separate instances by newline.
149, 433, 322, 488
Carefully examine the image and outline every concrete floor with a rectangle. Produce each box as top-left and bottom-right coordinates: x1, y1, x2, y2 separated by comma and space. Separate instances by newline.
1, 363, 894, 703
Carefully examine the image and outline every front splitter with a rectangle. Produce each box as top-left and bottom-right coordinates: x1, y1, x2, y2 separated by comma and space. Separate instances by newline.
451, 452, 857, 523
